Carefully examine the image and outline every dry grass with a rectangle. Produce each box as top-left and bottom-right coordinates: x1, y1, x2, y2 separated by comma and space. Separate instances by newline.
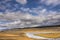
35, 33, 60, 38
0, 27, 60, 40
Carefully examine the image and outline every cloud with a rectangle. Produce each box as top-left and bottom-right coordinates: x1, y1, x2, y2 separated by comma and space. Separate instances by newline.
20, 8, 60, 26
0, 0, 60, 31
40, 0, 60, 6
0, 7, 60, 29
16, 0, 27, 5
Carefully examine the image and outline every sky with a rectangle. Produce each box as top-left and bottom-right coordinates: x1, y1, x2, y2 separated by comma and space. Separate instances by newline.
0, 0, 60, 30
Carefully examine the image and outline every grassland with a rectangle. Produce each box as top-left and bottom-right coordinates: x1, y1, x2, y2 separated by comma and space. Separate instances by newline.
0, 27, 60, 40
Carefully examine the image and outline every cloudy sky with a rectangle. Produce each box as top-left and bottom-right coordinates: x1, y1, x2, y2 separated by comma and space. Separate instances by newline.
0, 0, 60, 30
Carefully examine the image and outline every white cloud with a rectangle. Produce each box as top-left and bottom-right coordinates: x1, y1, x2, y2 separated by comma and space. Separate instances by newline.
16, 0, 27, 5
40, 0, 60, 6
0, 0, 60, 31
0, 7, 60, 29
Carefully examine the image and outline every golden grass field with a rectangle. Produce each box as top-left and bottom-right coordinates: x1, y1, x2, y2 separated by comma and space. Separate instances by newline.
0, 27, 60, 40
